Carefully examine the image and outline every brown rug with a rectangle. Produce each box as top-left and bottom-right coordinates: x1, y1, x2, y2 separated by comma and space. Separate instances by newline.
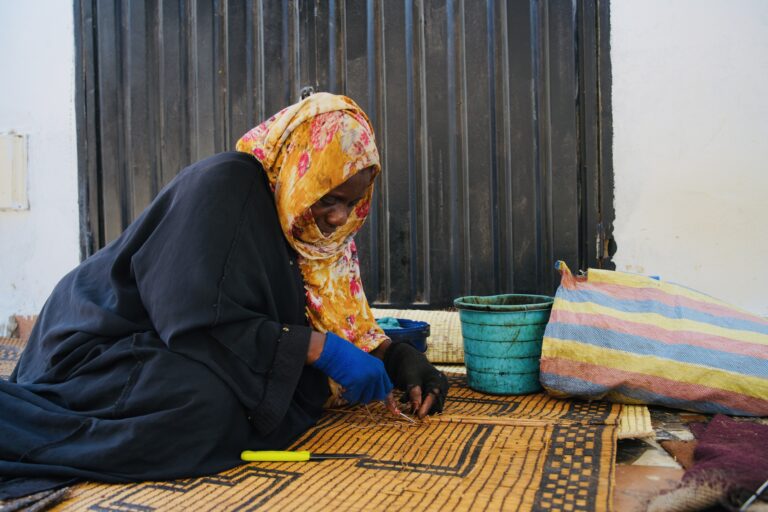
1, 337, 621, 511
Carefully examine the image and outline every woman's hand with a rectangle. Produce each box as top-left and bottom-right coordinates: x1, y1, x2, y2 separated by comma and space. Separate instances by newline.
381, 342, 449, 419
306, 331, 327, 364
310, 332, 393, 404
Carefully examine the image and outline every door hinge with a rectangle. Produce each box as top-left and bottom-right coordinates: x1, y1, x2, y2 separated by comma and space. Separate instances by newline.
596, 222, 610, 268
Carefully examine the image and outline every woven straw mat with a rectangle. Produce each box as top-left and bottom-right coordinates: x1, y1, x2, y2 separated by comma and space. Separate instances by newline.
371, 308, 464, 364
1, 335, 622, 512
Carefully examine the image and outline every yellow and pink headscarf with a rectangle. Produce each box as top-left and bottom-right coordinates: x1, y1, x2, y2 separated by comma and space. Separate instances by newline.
236, 92, 388, 352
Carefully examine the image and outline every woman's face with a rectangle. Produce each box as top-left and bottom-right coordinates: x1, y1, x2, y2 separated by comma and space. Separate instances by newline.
310, 168, 374, 236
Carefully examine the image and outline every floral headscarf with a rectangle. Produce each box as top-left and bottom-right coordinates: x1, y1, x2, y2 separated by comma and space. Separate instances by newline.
236, 92, 388, 353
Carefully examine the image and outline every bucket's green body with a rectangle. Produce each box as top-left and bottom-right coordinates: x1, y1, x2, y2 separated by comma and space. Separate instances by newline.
454, 294, 554, 395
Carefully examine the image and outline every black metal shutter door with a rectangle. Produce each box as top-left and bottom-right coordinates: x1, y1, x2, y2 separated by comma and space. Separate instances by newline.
75, 0, 613, 308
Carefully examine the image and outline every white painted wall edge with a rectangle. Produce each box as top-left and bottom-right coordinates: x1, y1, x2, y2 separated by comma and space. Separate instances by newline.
610, 0, 768, 317
0, 1, 80, 334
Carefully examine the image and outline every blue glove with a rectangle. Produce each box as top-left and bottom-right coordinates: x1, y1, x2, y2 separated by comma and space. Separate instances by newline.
312, 332, 393, 404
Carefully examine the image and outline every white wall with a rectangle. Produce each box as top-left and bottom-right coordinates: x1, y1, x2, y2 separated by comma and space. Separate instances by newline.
611, 0, 768, 316
0, 1, 80, 334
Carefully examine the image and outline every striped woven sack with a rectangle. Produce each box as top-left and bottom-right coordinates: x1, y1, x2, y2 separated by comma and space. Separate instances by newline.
540, 261, 768, 416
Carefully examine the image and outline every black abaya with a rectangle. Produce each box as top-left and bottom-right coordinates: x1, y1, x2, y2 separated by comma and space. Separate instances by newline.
0, 152, 329, 497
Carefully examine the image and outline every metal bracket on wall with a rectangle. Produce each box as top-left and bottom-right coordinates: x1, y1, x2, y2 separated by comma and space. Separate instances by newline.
597, 222, 608, 268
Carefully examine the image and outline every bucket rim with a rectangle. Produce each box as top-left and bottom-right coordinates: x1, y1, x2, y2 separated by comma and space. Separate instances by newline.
453, 293, 554, 312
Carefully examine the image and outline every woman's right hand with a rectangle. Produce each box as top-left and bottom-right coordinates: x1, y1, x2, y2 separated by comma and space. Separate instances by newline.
382, 342, 449, 418
310, 332, 393, 404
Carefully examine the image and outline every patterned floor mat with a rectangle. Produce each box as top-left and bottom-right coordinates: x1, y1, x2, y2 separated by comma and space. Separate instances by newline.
1, 337, 620, 511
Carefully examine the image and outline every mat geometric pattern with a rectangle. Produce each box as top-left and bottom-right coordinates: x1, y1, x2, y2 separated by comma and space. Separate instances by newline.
434, 365, 651, 441
1, 337, 621, 512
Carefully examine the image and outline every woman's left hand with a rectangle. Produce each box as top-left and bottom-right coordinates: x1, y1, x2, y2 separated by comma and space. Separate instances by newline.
381, 342, 449, 418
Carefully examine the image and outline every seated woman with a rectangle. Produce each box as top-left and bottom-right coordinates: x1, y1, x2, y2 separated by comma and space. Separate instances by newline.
0, 93, 448, 496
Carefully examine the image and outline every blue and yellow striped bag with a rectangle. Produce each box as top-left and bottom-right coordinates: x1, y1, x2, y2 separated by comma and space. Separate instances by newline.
540, 261, 768, 415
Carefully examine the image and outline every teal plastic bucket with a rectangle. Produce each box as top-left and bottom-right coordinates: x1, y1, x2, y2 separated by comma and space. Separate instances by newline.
454, 294, 554, 395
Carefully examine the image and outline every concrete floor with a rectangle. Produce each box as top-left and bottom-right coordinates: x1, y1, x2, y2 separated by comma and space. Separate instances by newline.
614, 407, 768, 511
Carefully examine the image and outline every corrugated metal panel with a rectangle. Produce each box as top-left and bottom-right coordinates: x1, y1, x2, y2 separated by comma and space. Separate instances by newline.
75, 0, 613, 308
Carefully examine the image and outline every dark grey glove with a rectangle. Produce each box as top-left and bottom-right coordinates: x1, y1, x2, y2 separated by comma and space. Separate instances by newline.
383, 342, 449, 415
